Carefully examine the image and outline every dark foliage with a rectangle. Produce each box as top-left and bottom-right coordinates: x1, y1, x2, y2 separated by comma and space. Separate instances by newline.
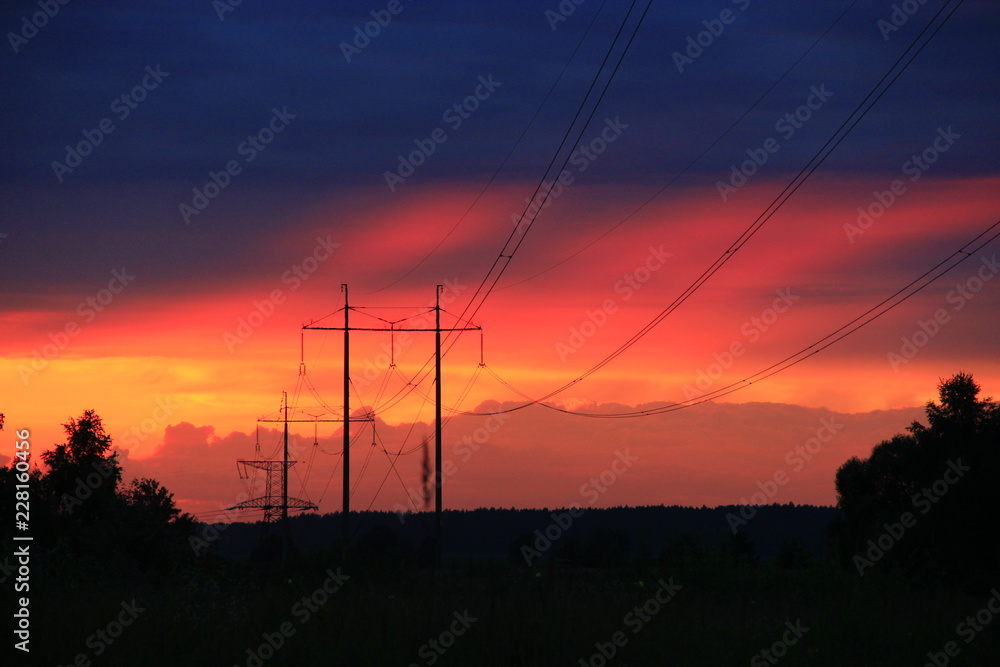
0, 410, 195, 580
832, 372, 1000, 581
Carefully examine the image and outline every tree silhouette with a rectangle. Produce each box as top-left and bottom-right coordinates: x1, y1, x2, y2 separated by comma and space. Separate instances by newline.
0, 409, 195, 575
833, 372, 999, 579
119, 477, 195, 569
123, 477, 186, 523
909, 372, 997, 452
41, 409, 122, 524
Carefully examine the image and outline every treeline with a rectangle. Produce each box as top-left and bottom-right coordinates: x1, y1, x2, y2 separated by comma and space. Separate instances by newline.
200, 504, 838, 569
0, 410, 194, 581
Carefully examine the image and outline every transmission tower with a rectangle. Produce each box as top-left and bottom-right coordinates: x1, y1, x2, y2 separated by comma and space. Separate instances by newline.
229, 391, 318, 547
232, 459, 316, 523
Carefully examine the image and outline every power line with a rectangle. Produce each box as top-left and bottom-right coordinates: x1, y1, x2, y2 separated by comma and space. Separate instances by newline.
467, 0, 966, 412
497, 0, 863, 292
475, 216, 1000, 418
358, 0, 653, 418
453, 0, 654, 332
356, 0, 613, 296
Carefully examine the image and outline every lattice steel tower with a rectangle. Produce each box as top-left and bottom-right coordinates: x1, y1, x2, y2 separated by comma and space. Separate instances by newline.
233, 459, 315, 523
230, 392, 317, 543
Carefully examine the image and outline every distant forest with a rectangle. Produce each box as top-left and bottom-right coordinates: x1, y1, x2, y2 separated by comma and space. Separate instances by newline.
203, 504, 838, 566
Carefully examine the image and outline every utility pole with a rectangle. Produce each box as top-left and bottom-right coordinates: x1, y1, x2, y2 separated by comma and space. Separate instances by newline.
302, 284, 480, 564
435, 285, 443, 562
343, 284, 350, 550
282, 391, 290, 547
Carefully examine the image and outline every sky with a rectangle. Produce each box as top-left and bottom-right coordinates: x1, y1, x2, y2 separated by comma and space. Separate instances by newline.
2, 0, 998, 521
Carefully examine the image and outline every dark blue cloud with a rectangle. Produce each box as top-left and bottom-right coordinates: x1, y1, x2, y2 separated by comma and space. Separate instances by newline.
0, 0, 996, 298
2, 0, 995, 183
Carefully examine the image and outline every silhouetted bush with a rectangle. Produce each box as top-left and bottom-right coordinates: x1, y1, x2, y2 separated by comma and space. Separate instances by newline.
833, 373, 999, 581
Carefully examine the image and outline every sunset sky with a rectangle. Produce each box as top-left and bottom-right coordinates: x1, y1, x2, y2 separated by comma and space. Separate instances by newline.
2, 1, 997, 521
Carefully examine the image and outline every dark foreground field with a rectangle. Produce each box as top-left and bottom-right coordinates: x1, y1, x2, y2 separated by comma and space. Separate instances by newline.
25, 553, 1000, 666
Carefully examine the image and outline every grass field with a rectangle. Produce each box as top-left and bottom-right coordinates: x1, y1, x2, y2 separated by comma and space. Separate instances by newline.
26, 551, 999, 667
